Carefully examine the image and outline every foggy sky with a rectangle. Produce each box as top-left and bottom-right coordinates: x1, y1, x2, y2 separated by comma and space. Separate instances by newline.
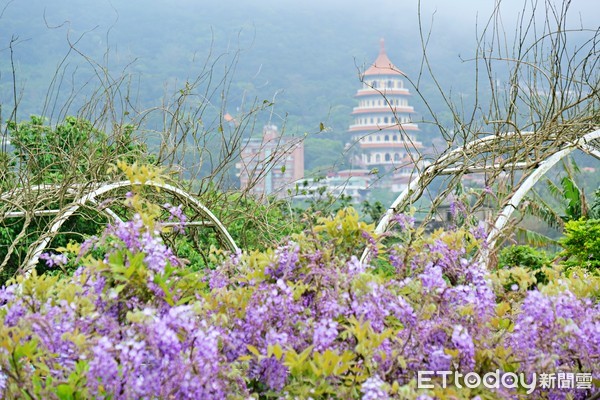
1, 0, 598, 127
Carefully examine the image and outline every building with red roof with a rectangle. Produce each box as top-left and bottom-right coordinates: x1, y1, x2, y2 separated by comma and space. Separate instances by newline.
349, 39, 423, 177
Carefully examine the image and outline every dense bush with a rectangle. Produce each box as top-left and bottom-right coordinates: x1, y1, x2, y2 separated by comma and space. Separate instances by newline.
0, 195, 598, 399
560, 218, 600, 272
0, 116, 149, 284
497, 245, 550, 286
7, 116, 147, 184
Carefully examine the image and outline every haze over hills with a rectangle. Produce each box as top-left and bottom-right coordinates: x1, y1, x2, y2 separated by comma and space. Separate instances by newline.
0, 1, 501, 124
1, 0, 599, 179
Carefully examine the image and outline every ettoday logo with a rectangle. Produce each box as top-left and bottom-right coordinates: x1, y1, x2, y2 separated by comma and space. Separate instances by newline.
417, 370, 536, 394
417, 370, 594, 393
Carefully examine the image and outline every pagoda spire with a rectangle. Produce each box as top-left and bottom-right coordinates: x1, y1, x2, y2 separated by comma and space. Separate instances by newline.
364, 38, 404, 76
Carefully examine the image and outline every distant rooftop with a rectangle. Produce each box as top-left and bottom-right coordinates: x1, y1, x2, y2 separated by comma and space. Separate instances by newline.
363, 38, 405, 77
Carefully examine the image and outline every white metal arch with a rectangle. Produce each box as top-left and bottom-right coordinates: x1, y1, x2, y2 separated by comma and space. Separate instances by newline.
362, 128, 600, 263
487, 129, 600, 249
1, 180, 239, 273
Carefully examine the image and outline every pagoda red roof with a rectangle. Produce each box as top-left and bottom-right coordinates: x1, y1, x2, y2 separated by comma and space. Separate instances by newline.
363, 39, 405, 77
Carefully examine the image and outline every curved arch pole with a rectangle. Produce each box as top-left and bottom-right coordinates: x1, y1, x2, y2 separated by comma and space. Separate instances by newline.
23, 180, 239, 272
140, 181, 239, 253
362, 128, 600, 265
371, 131, 536, 237
373, 174, 423, 235
361, 132, 526, 263
360, 169, 432, 263
484, 128, 600, 252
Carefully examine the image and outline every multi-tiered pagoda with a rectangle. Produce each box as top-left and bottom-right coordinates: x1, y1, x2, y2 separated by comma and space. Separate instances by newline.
349, 39, 423, 190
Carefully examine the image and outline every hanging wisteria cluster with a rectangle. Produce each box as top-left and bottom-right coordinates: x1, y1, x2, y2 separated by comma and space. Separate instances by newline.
0, 207, 598, 399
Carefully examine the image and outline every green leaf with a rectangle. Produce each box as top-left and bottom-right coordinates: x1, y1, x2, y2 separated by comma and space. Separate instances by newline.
56, 384, 74, 400
14, 339, 38, 360
113, 284, 127, 295
247, 345, 261, 357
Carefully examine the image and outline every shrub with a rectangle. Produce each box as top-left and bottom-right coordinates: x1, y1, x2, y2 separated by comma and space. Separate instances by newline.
0, 203, 598, 399
497, 245, 550, 285
560, 218, 600, 272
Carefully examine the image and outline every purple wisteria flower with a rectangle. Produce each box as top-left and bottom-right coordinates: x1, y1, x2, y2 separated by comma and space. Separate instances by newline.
39, 252, 68, 268
419, 263, 447, 292
313, 318, 338, 351
105, 213, 181, 274
0, 368, 6, 394
346, 255, 366, 275
428, 346, 453, 371
163, 203, 187, 233
3, 302, 25, 327
392, 213, 415, 230
509, 290, 600, 376
361, 375, 389, 400
470, 220, 488, 243
88, 336, 120, 395
249, 356, 289, 392
265, 242, 300, 279
1, 204, 598, 399
451, 324, 475, 370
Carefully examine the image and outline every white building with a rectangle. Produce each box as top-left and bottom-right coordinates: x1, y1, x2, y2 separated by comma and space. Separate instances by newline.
348, 39, 424, 191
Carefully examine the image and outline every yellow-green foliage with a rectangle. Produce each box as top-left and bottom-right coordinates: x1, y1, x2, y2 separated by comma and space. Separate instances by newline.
1, 167, 599, 398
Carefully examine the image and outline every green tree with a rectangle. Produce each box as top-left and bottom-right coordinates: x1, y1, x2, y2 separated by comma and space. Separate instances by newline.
303, 138, 344, 173
591, 188, 600, 219
546, 161, 592, 222
497, 245, 550, 285
559, 218, 600, 272
1, 116, 148, 284
8, 116, 146, 184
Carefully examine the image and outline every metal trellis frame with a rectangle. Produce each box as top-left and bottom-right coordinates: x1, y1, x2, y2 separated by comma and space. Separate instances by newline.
362, 128, 600, 263
1, 180, 239, 273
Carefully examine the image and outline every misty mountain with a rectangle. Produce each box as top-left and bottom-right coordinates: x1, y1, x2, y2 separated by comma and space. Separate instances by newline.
1, 0, 598, 173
